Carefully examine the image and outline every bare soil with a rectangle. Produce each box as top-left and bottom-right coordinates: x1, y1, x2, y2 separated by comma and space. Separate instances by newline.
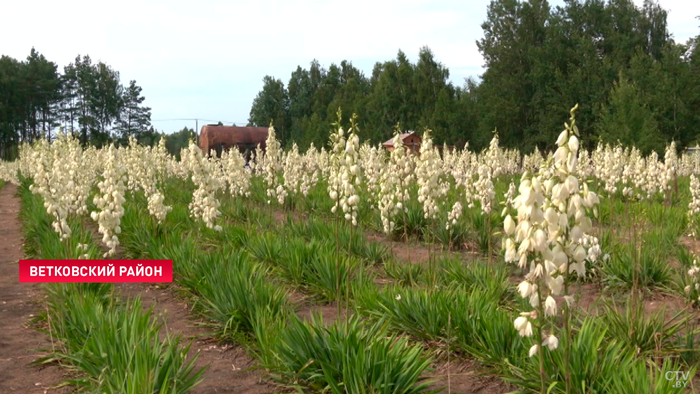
427, 358, 514, 394
289, 291, 341, 324
0, 183, 71, 393
367, 233, 432, 264
117, 283, 274, 394
681, 236, 700, 256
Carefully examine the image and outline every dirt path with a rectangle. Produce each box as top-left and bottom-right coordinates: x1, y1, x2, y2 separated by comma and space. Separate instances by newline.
117, 283, 274, 394
0, 183, 69, 393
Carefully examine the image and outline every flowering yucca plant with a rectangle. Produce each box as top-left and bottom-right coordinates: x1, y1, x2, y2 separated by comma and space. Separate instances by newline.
182, 141, 223, 231
359, 143, 383, 209
280, 143, 303, 208
326, 109, 363, 320
328, 110, 346, 220
378, 124, 413, 236
262, 123, 284, 206
123, 136, 172, 225
0, 159, 20, 185
90, 144, 127, 257
685, 259, 700, 306
415, 129, 447, 282
663, 141, 678, 203
221, 146, 252, 199
502, 105, 600, 394
340, 115, 361, 227
299, 143, 320, 198
27, 132, 97, 240
689, 175, 700, 237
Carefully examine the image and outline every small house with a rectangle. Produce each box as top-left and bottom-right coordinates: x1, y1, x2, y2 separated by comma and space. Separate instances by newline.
382, 131, 421, 154
199, 125, 268, 158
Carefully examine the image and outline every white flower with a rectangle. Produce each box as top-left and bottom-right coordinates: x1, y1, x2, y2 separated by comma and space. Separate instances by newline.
518, 281, 535, 298
91, 144, 127, 256
564, 295, 575, 307
542, 334, 559, 350
544, 296, 557, 317
504, 214, 515, 235
567, 136, 579, 152
505, 238, 517, 262
514, 316, 533, 337
556, 130, 568, 146
533, 263, 544, 278
549, 275, 564, 296
529, 344, 539, 357
529, 292, 540, 308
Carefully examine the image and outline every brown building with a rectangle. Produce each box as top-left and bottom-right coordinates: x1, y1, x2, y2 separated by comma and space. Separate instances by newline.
382, 131, 421, 154
199, 125, 268, 157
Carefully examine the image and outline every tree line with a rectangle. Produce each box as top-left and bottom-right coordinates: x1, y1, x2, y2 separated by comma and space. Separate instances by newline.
0, 49, 154, 159
248, 0, 700, 155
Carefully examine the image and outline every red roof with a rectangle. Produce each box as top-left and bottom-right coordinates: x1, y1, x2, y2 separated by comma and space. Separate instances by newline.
200, 126, 268, 145
383, 131, 420, 147
199, 125, 270, 153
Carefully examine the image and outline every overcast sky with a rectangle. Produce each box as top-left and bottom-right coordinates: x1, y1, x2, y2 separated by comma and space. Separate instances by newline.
3, 0, 698, 134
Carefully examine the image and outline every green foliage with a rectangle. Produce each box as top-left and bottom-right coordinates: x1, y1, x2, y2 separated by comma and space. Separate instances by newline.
596, 298, 696, 357
247, 231, 284, 264
164, 127, 196, 159
394, 200, 428, 240
466, 209, 494, 254
432, 218, 468, 250
601, 243, 673, 291
38, 292, 204, 394
115, 80, 152, 144
435, 257, 512, 301
262, 314, 436, 393
356, 283, 522, 369
597, 73, 664, 155
383, 259, 424, 286
356, 285, 455, 341
505, 318, 691, 394
0, 49, 60, 159
190, 250, 293, 342
284, 216, 389, 265
0, 51, 153, 153
248, 76, 290, 145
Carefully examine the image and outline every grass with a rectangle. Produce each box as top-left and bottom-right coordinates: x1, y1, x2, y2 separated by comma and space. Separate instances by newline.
595, 297, 697, 358
191, 249, 294, 342
504, 317, 690, 394
38, 291, 204, 394
260, 314, 437, 393
601, 242, 673, 292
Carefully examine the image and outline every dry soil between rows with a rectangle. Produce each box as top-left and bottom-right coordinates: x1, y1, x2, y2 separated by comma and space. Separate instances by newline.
0, 183, 70, 393
116, 282, 275, 394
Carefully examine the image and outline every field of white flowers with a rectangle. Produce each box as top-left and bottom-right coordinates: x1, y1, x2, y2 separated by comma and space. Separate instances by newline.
3, 105, 700, 393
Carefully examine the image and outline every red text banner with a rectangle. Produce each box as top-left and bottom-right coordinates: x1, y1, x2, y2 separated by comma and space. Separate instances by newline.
19, 260, 173, 283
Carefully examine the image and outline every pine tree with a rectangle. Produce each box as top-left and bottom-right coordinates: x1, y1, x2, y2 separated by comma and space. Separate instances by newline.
117, 80, 152, 143
597, 73, 663, 155
59, 63, 80, 136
